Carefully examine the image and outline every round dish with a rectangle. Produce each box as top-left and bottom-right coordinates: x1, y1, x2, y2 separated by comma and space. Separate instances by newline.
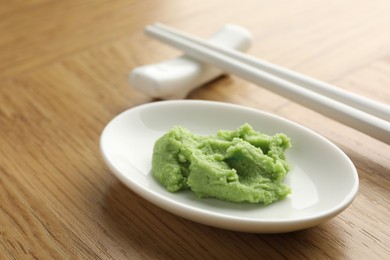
100, 100, 358, 233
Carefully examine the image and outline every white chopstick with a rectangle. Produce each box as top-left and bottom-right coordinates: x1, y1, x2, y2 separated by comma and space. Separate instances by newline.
153, 22, 390, 122
145, 23, 390, 144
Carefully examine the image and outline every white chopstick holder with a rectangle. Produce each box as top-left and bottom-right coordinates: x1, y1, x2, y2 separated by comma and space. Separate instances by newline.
129, 24, 252, 99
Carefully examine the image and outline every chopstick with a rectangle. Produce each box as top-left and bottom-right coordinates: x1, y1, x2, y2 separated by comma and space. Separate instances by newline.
152, 23, 390, 122
145, 23, 390, 144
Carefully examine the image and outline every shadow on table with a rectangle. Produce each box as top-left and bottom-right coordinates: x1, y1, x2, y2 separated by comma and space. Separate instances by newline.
101, 179, 342, 259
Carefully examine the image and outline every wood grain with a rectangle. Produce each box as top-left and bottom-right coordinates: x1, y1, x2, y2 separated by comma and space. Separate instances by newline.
0, 0, 389, 259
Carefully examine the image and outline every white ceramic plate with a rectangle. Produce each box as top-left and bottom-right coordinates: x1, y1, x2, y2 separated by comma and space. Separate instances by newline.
100, 100, 358, 233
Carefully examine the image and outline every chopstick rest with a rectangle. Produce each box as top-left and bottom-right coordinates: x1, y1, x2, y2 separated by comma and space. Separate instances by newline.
129, 24, 252, 99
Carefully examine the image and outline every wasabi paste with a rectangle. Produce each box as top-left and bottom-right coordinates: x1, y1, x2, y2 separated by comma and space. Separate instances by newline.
152, 123, 292, 205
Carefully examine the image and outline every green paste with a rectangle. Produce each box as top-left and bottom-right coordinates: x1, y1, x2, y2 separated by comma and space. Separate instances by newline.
152, 123, 292, 205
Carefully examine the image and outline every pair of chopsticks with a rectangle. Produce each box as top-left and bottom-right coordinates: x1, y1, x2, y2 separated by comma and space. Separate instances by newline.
145, 23, 390, 144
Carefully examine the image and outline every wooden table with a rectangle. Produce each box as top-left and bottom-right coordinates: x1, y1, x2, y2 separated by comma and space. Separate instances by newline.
1, 1, 389, 259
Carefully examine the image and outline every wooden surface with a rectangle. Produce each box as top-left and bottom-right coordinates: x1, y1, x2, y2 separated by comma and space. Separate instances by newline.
1, 0, 389, 259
